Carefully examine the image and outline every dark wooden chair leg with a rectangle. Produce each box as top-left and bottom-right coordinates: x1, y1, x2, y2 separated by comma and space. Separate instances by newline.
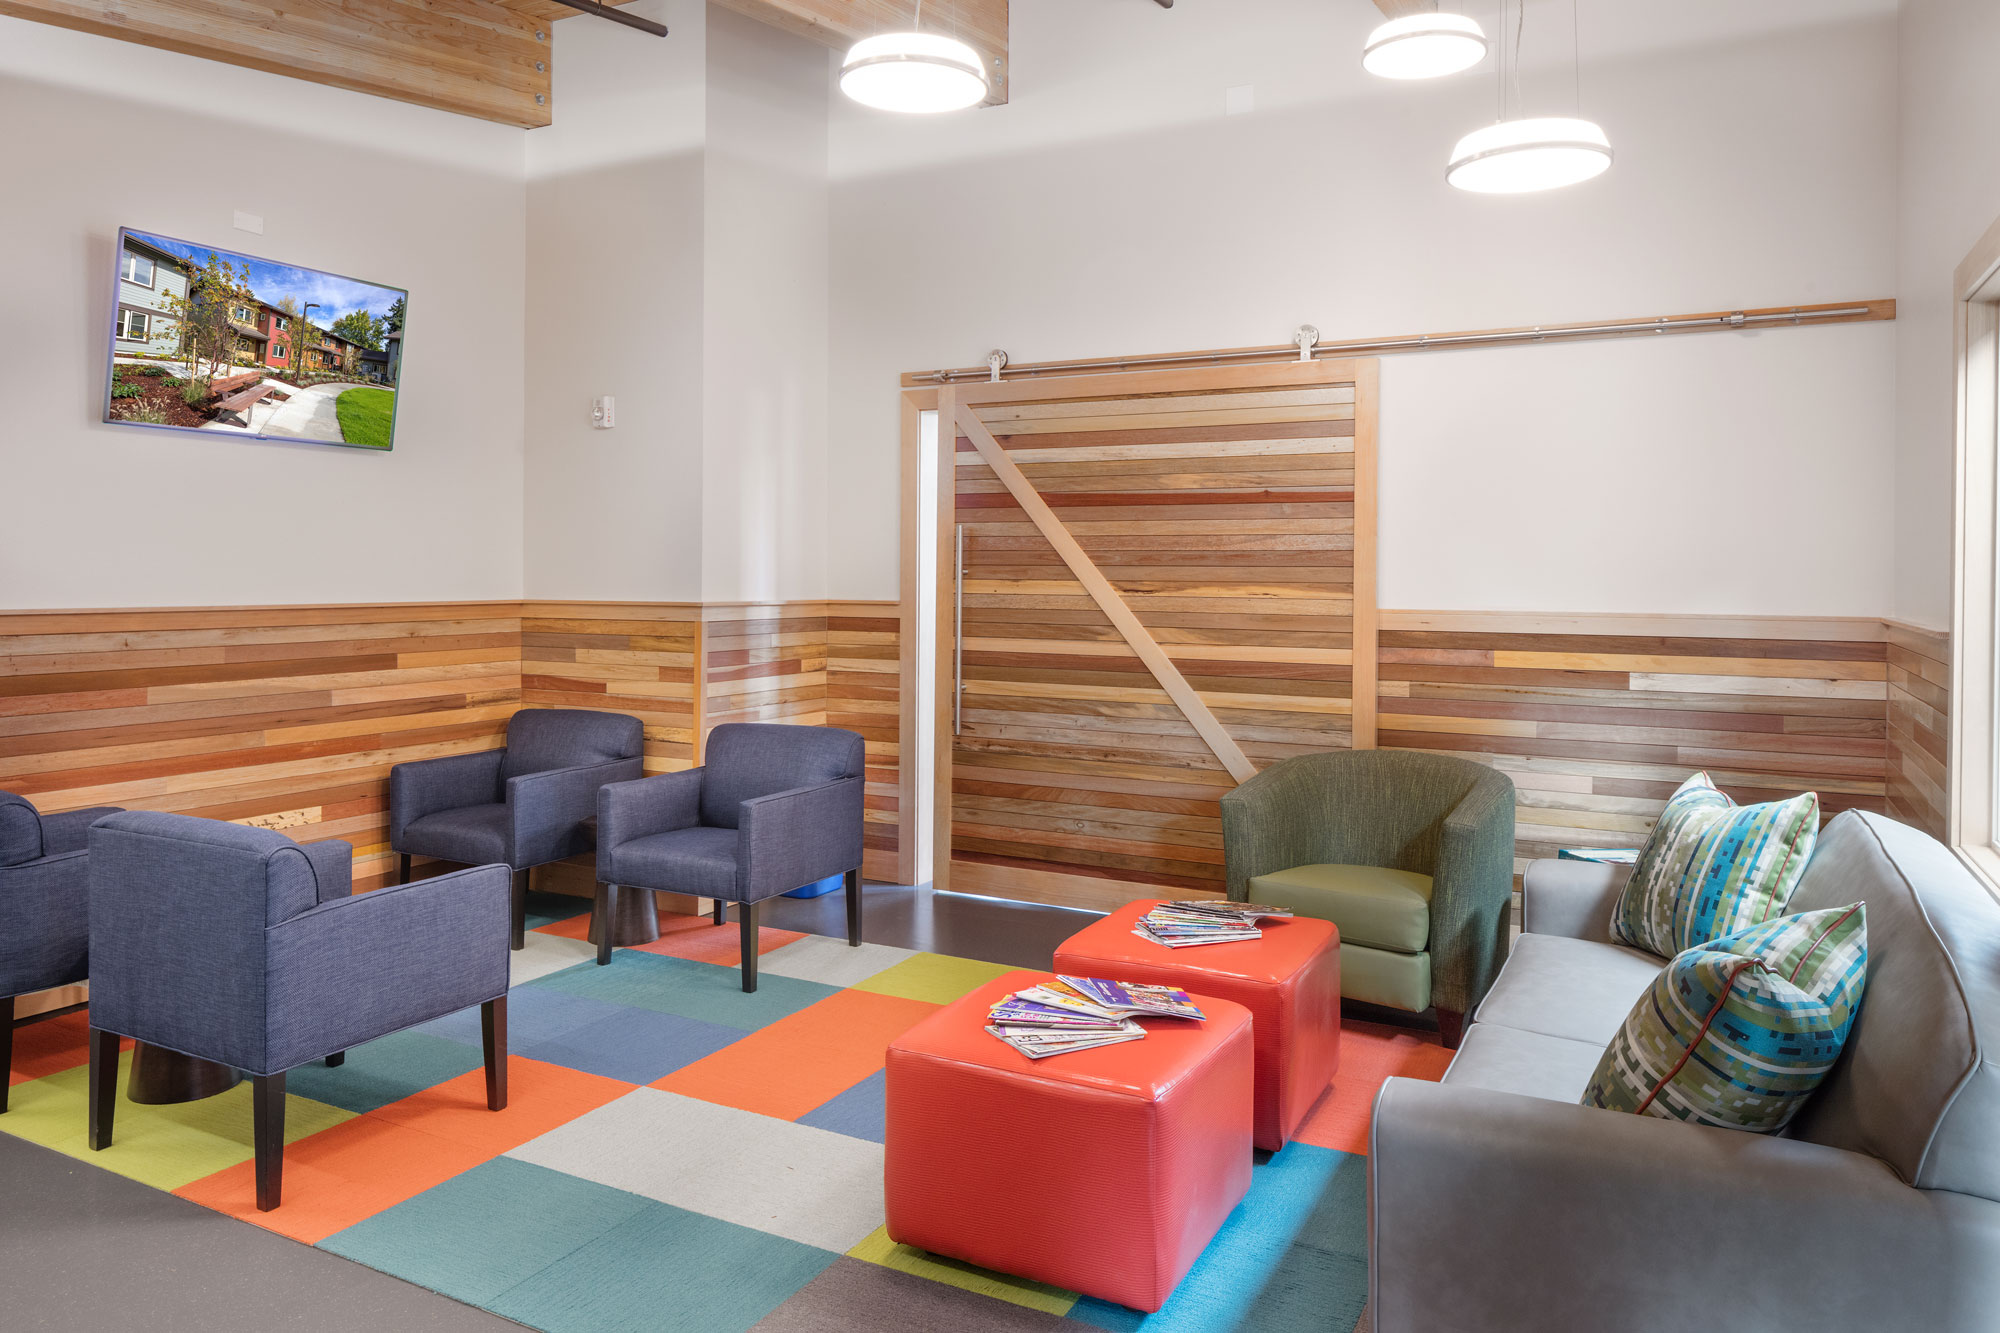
1437, 1008, 1465, 1050
739, 900, 759, 993
844, 867, 862, 947
87, 1027, 118, 1150
594, 882, 614, 966
511, 868, 529, 950
398, 852, 411, 885
712, 897, 725, 927
1, 994, 14, 1114
252, 1072, 285, 1212
482, 996, 508, 1111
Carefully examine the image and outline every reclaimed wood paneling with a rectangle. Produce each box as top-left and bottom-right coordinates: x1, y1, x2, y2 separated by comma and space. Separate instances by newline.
702, 604, 829, 739
1375, 616, 1892, 877
947, 363, 1378, 900
519, 602, 701, 775
828, 602, 901, 882
1885, 622, 1950, 840
0, 602, 523, 910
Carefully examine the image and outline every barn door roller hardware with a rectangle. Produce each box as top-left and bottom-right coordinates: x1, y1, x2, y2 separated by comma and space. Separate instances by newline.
549, 0, 668, 37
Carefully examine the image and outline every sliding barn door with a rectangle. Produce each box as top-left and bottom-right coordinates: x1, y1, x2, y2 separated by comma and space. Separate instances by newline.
942, 360, 1377, 903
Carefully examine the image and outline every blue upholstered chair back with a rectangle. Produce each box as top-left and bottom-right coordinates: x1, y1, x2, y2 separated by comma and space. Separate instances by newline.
699, 724, 866, 830
87, 812, 338, 1068
502, 708, 646, 782
0, 791, 44, 867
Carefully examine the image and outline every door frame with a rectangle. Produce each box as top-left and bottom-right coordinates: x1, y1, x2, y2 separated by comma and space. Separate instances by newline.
898, 359, 1379, 896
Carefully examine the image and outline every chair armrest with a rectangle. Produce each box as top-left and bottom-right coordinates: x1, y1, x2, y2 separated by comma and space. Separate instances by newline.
1369, 1078, 1995, 1333
264, 864, 511, 1072
389, 748, 505, 846
1429, 775, 1517, 1015
299, 838, 353, 902
1520, 857, 1631, 944
1220, 762, 1350, 901
596, 769, 704, 882
507, 756, 645, 867
738, 776, 865, 900
0, 851, 91, 992
39, 806, 123, 857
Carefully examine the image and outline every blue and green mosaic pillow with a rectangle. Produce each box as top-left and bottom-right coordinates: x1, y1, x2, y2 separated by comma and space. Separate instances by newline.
1611, 772, 1820, 956
1583, 903, 1868, 1133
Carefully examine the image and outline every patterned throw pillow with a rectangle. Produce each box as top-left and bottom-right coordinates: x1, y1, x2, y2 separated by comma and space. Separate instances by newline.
1611, 772, 1819, 956
1583, 904, 1868, 1133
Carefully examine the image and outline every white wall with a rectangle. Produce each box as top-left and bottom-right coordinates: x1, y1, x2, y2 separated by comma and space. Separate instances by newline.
524, 0, 708, 602
701, 6, 831, 604
0, 18, 529, 609
1892, 0, 2000, 631
825, 0, 1900, 614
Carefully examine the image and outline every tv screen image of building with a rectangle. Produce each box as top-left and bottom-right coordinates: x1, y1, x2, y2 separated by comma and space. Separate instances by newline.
104, 227, 407, 451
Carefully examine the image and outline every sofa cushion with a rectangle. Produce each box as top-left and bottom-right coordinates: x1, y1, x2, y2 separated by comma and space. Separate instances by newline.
501, 708, 643, 783
608, 826, 742, 898
1612, 772, 1819, 956
1248, 863, 1432, 953
1442, 1022, 1607, 1103
1786, 812, 2000, 1201
699, 724, 865, 831
1474, 933, 1664, 1047
1583, 903, 1868, 1133
401, 803, 509, 868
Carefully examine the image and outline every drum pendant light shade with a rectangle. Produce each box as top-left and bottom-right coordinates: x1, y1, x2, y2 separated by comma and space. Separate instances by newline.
841, 32, 989, 114
1362, 13, 1488, 80
1446, 117, 1613, 193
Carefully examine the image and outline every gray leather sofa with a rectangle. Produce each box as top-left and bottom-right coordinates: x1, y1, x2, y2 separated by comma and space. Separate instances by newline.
1368, 810, 2000, 1332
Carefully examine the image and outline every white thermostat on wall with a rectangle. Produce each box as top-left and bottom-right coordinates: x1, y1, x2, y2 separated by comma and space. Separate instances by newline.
592, 396, 616, 429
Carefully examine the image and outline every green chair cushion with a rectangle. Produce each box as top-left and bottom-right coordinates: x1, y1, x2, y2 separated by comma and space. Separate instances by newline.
1248, 863, 1433, 954
1339, 942, 1432, 1014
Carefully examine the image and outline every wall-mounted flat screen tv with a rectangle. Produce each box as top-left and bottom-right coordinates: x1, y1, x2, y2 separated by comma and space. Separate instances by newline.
104, 226, 407, 451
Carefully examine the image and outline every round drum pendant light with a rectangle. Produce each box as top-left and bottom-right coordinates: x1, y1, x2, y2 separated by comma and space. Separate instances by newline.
1446, 116, 1612, 193
1362, 13, 1487, 80
841, 2, 989, 114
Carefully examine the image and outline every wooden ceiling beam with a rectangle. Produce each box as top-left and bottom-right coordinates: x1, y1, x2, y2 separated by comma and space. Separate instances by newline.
0, 0, 554, 127
707, 0, 1009, 104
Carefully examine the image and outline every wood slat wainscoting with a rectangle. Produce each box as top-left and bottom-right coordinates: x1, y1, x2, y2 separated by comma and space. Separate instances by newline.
1886, 621, 1950, 840
702, 603, 830, 737
1374, 613, 1899, 882
520, 602, 703, 774
0, 601, 523, 1015
828, 602, 902, 883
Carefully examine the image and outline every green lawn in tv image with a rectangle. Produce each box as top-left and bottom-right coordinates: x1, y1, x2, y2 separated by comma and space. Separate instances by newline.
108, 228, 405, 451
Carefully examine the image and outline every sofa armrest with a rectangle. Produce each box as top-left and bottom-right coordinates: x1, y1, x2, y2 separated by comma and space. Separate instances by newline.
596, 769, 705, 883
1520, 857, 1631, 944
0, 851, 91, 992
38, 806, 123, 857
1369, 1078, 1998, 1333
265, 863, 511, 1072
738, 776, 865, 900
299, 838, 354, 902
389, 748, 505, 846
507, 756, 645, 868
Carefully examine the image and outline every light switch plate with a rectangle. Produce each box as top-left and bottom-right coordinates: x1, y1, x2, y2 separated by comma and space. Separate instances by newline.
592, 396, 616, 429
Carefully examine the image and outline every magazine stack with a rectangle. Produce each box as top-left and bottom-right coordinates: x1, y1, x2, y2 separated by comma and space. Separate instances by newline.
1133, 900, 1295, 948
984, 976, 1206, 1060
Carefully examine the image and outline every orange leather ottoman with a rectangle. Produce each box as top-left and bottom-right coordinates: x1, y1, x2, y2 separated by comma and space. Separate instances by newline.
884, 970, 1253, 1313
1054, 901, 1341, 1151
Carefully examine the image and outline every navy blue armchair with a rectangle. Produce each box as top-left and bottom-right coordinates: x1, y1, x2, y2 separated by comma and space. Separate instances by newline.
0, 791, 120, 1110
86, 812, 511, 1212
595, 723, 867, 991
390, 708, 644, 950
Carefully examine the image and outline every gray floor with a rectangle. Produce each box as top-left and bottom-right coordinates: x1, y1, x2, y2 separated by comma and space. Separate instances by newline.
0, 882, 1091, 1331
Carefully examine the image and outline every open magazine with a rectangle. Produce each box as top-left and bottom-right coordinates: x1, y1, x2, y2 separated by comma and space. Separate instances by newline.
984, 978, 1206, 1060
1133, 900, 1294, 948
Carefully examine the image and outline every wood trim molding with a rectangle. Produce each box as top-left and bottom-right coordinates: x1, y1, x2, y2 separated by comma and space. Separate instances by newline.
953, 399, 1259, 783
1381, 609, 1899, 641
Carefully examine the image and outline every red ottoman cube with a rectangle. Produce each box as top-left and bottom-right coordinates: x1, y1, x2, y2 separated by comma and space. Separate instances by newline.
885, 970, 1253, 1313
1055, 901, 1341, 1151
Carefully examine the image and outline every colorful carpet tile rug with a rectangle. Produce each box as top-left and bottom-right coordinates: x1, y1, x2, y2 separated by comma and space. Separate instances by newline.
1, 894, 1452, 1333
